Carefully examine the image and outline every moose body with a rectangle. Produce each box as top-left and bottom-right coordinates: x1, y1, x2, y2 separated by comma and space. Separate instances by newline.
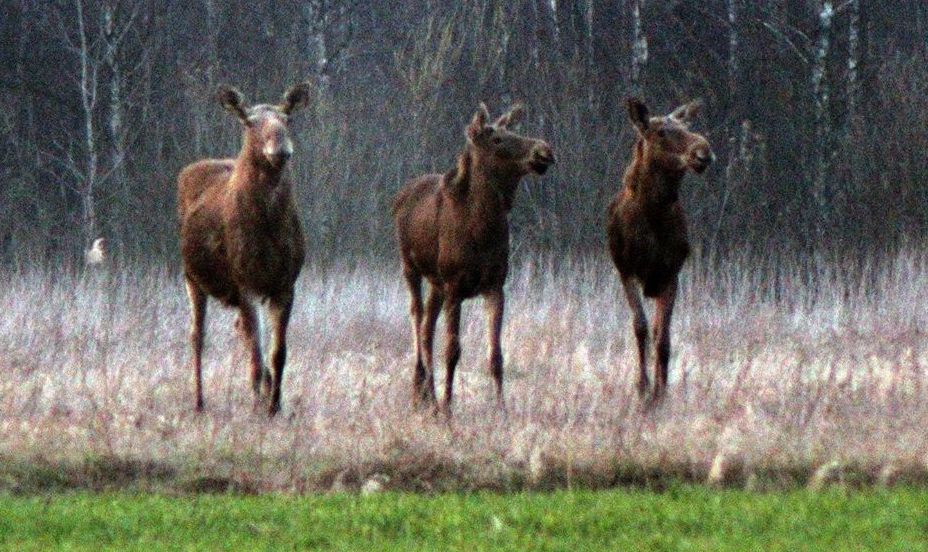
178, 82, 310, 416
607, 98, 714, 403
393, 103, 555, 414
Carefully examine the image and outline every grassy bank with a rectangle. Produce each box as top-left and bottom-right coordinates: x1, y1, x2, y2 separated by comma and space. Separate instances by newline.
1, 488, 927, 551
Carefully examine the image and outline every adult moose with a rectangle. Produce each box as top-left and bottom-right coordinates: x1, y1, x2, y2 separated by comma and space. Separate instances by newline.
178, 82, 311, 416
607, 98, 714, 405
393, 103, 555, 415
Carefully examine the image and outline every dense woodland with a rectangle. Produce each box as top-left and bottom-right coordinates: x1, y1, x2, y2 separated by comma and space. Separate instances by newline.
1, 0, 926, 265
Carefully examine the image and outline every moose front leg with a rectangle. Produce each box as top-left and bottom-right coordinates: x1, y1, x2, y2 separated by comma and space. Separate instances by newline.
483, 288, 506, 409
403, 269, 427, 408
266, 293, 294, 416
620, 275, 650, 397
236, 301, 268, 406
652, 278, 678, 403
185, 279, 207, 413
419, 285, 444, 408
441, 293, 462, 417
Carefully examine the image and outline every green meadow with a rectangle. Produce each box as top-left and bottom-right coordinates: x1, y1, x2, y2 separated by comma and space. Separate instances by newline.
1, 487, 926, 551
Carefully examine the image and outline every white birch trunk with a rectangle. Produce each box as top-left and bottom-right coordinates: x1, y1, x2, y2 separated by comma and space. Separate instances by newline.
727, 0, 738, 100
583, 0, 594, 67
104, 3, 127, 203
76, 0, 99, 247
631, 0, 647, 95
724, 0, 740, 200
811, 1, 833, 222
303, 1, 329, 83
846, 0, 860, 129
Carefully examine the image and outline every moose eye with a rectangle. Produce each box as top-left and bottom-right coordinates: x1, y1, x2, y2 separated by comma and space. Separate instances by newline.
657, 129, 667, 138
492, 136, 503, 145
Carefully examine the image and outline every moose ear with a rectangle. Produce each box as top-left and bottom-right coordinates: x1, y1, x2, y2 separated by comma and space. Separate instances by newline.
466, 102, 491, 142
670, 99, 702, 126
218, 85, 248, 122
627, 97, 650, 133
494, 103, 524, 129
281, 81, 312, 115
217, 85, 248, 122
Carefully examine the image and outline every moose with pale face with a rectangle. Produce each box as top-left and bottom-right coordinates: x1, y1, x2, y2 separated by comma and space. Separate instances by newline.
177, 82, 311, 416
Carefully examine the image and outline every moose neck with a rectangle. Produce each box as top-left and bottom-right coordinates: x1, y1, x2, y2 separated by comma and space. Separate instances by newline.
232, 133, 289, 194
628, 140, 685, 208
466, 149, 521, 214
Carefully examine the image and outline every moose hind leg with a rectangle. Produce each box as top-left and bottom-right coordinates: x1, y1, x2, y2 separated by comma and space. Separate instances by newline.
621, 275, 650, 397
652, 278, 678, 402
186, 279, 208, 412
266, 293, 294, 416
236, 301, 266, 402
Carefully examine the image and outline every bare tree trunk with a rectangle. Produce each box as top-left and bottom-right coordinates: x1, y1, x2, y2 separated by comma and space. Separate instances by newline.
76, 0, 99, 247
526, 0, 541, 69
727, 0, 739, 105
846, 0, 860, 129
303, 1, 329, 84
844, 0, 861, 194
719, 0, 740, 254
630, 0, 647, 96
536, 0, 559, 57
103, 3, 127, 209
811, 0, 834, 234
581, 0, 593, 70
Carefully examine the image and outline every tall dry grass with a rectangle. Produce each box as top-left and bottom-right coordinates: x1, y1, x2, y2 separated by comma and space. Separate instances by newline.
1, 250, 927, 493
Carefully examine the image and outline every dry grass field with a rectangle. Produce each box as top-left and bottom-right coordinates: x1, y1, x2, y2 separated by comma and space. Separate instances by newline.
1, 250, 927, 493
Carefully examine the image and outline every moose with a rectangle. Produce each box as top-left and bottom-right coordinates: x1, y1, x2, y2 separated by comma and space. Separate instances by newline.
177, 82, 311, 416
392, 103, 555, 415
607, 98, 714, 405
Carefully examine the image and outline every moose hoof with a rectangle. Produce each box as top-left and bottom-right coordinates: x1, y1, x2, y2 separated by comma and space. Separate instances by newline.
413, 391, 437, 412
251, 395, 268, 414
643, 391, 666, 411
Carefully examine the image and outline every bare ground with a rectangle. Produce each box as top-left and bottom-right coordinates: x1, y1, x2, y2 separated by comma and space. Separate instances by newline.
2, 251, 927, 493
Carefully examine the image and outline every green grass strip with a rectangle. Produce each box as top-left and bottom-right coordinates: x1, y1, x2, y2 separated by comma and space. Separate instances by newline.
0, 487, 927, 551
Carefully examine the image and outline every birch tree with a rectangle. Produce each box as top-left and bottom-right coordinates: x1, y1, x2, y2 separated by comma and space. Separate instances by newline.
846, 0, 860, 129
102, 0, 143, 212
630, 0, 647, 95
811, 0, 834, 227
72, 0, 101, 248
46, 0, 143, 251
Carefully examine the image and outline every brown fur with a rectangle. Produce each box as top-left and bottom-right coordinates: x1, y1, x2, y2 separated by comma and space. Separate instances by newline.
607, 98, 714, 404
393, 103, 555, 415
178, 82, 311, 416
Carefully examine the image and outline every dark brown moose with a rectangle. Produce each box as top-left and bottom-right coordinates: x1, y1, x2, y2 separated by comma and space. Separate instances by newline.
607, 98, 714, 405
393, 103, 555, 415
178, 82, 310, 416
